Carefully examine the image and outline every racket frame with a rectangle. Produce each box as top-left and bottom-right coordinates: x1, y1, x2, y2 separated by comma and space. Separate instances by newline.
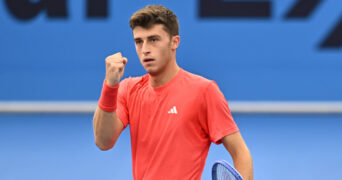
212, 160, 243, 180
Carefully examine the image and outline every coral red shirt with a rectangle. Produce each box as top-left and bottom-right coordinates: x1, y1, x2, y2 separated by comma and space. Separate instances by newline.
116, 69, 239, 180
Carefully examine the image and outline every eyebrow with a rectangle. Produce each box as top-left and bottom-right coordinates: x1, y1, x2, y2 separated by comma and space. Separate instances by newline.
148, 35, 161, 39
134, 35, 161, 41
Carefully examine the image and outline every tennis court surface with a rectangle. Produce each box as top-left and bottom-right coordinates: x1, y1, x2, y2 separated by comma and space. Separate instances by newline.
1, 113, 341, 180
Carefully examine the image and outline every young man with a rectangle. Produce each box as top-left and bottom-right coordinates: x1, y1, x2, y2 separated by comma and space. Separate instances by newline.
93, 5, 253, 180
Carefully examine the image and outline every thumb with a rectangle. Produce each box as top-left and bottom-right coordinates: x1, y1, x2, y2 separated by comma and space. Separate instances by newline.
122, 57, 128, 65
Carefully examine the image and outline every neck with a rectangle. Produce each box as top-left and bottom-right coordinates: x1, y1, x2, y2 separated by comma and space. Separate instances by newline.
149, 59, 180, 88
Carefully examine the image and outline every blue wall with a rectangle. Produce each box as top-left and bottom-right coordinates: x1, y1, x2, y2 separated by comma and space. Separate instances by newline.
1, 0, 341, 101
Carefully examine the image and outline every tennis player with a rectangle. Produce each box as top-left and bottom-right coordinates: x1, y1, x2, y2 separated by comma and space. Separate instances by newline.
93, 5, 253, 180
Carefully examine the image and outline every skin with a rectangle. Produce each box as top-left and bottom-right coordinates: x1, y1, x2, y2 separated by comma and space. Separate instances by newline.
133, 24, 180, 87
222, 132, 253, 180
93, 24, 253, 179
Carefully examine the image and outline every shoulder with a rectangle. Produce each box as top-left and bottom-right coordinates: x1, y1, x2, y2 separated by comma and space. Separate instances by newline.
180, 69, 223, 98
119, 74, 149, 93
120, 76, 143, 87
181, 69, 215, 89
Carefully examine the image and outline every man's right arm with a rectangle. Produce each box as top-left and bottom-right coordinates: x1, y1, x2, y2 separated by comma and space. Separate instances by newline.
93, 107, 124, 151
93, 52, 127, 151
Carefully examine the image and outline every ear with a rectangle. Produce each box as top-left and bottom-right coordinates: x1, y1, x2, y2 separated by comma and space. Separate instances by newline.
171, 35, 180, 50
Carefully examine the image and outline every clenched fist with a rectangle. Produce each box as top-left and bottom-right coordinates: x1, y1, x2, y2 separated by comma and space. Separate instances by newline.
105, 52, 128, 86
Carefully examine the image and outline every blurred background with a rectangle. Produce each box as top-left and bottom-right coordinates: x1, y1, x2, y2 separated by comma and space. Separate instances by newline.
1, 0, 341, 179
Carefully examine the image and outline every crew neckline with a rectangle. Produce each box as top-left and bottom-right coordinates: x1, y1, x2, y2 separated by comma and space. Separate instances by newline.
148, 68, 184, 93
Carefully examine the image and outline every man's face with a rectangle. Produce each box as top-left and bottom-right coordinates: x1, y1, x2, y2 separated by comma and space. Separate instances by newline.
133, 24, 178, 75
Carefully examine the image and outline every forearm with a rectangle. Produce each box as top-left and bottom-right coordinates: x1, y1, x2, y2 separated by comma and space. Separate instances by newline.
232, 149, 253, 180
222, 132, 254, 180
93, 107, 122, 150
93, 52, 127, 150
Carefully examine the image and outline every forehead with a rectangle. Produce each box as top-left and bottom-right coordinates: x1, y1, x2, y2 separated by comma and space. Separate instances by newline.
132, 24, 169, 39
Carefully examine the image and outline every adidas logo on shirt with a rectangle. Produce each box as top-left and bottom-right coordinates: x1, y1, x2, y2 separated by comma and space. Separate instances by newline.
168, 106, 178, 114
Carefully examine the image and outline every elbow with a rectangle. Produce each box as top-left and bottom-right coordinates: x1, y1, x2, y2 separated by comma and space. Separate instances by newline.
95, 138, 115, 151
96, 143, 113, 151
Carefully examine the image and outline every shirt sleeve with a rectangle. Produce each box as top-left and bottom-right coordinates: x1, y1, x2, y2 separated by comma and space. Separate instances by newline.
116, 78, 130, 128
204, 81, 239, 145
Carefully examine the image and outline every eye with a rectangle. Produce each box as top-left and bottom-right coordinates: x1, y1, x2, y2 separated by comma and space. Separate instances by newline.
151, 38, 159, 42
135, 40, 142, 45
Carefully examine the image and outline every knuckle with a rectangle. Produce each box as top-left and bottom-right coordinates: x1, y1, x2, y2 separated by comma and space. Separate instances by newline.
105, 57, 111, 63
113, 52, 122, 58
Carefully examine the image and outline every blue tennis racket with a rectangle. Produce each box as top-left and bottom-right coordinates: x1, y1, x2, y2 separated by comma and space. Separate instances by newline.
212, 160, 243, 180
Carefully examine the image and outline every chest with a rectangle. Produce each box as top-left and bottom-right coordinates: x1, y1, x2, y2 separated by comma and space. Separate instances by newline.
127, 88, 205, 138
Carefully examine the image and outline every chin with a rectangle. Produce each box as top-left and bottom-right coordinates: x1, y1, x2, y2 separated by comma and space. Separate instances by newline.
145, 67, 160, 76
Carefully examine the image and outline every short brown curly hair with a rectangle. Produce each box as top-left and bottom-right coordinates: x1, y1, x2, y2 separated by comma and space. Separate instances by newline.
129, 5, 179, 37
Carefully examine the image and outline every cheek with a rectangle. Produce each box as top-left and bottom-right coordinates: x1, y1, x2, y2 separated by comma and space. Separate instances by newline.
160, 45, 171, 56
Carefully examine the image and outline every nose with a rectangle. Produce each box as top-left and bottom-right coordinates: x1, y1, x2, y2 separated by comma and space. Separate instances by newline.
142, 42, 151, 56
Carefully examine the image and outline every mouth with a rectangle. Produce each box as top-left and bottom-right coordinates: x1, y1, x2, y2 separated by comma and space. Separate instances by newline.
143, 58, 155, 63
